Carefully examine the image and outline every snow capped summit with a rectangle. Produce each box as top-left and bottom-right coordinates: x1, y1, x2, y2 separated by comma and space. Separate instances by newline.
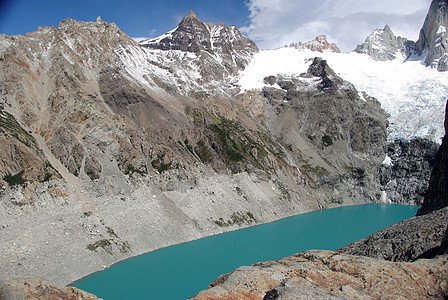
139, 10, 258, 58
290, 35, 341, 53
135, 11, 258, 91
354, 25, 412, 61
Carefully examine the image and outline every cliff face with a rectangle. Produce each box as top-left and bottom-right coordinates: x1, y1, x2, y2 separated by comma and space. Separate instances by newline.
379, 138, 439, 206
418, 100, 448, 215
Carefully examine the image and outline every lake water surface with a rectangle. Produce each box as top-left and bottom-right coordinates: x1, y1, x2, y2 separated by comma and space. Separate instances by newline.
72, 204, 418, 299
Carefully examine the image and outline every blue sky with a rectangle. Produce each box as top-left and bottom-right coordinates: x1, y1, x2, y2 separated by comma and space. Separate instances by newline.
0, 0, 431, 52
0, 0, 251, 39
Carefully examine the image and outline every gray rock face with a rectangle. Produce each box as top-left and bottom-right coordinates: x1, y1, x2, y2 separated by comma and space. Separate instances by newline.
379, 138, 438, 206
415, 0, 448, 71
354, 25, 412, 61
440, 226, 448, 254
418, 100, 448, 215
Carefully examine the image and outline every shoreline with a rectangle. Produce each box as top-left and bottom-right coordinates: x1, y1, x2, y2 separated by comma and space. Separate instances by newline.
67, 203, 419, 288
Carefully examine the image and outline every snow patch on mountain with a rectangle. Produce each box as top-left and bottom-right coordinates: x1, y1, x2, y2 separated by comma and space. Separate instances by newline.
139, 27, 179, 46
238, 48, 448, 142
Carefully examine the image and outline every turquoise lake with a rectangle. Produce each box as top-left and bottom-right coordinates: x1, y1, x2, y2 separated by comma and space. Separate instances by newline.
72, 204, 418, 299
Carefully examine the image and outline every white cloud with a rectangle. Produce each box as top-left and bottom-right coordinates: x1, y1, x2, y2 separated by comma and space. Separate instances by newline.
242, 0, 430, 51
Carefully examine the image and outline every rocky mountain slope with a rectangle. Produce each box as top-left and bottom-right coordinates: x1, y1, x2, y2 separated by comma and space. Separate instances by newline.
0, 12, 392, 286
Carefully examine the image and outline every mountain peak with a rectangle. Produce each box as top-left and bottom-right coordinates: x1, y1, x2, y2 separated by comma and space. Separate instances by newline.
383, 24, 393, 34
354, 25, 411, 61
139, 11, 258, 55
182, 10, 199, 22
290, 35, 341, 53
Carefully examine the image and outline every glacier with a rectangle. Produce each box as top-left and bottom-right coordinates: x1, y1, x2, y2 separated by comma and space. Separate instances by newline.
237, 48, 448, 143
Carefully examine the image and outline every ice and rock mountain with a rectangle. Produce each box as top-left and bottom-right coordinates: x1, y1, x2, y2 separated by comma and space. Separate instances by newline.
0, 0, 447, 290
138, 10, 258, 86
354, 25, 412, 61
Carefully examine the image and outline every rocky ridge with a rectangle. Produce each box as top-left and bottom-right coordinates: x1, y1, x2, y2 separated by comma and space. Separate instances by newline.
290, 35, 341, 53
139, 10, 258, 83
338, 206, 448, 261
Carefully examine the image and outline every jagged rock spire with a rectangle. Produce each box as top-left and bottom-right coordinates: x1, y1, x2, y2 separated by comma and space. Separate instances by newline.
416, 0, 448, 71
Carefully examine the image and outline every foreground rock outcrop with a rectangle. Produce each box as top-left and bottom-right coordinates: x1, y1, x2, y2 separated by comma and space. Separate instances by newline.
338, 206, 448, 261
191, 250, 448, 300
0, 278, 98, 299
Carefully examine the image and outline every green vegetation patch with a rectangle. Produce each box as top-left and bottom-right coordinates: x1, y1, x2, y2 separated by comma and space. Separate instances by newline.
196, 140, 211, 163
87, 239, 113, 254
214, 211, 257, 227
151, 153, 172, 173
3, 171, 26, 186
0, 110, 37, 149
322, 135, 334, 147
208, 117, 272, 168
125, 163, 148, 176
